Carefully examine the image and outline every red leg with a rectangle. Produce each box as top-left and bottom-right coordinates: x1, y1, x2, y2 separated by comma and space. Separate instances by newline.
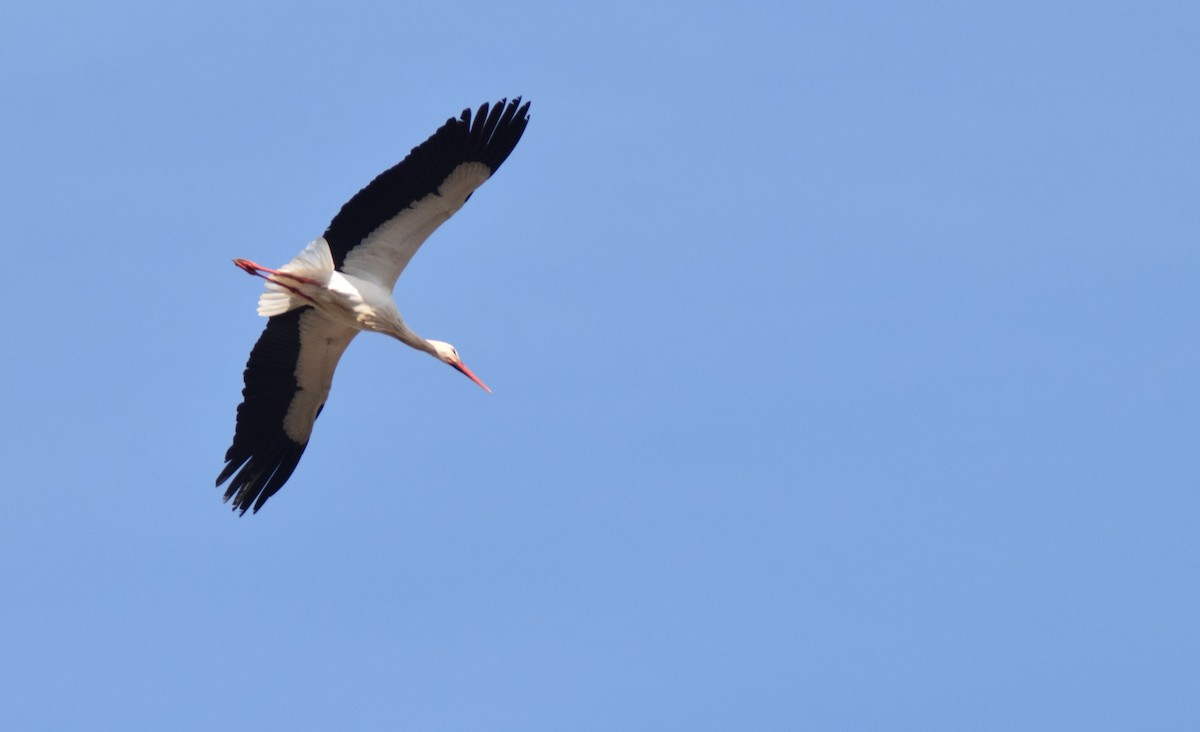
232, 258, 321, 285
269, 279, 319, 304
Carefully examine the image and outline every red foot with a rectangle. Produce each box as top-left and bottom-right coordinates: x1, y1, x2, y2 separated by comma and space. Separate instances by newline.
233, 258, 264, 277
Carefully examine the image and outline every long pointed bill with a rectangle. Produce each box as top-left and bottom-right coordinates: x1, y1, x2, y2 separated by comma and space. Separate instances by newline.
452, 360, 492, 393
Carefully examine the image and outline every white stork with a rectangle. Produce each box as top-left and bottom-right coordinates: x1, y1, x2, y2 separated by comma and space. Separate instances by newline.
217, 98, 531, 514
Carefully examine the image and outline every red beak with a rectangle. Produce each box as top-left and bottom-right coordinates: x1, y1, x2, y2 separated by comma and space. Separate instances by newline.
452, 360, 492, 393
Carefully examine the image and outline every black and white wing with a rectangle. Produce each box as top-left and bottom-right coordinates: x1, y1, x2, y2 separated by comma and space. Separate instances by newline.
216, 308, 358, 514
323, 97, 531, 289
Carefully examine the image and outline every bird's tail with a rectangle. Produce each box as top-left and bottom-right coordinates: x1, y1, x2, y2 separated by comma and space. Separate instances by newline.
257, 239, 335, 317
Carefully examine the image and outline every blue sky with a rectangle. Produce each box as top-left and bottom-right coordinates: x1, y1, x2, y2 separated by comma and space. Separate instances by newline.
1, 1, 1197, 729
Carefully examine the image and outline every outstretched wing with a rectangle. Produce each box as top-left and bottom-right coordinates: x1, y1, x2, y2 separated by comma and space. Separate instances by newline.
323, 97, 531, 290
217, 307, 358, 514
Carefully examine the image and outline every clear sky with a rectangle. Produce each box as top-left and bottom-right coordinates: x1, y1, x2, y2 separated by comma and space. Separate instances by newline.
1, 1, 1196, 729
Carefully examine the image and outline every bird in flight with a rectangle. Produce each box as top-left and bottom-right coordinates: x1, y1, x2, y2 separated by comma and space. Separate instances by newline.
217, 98, 531, 514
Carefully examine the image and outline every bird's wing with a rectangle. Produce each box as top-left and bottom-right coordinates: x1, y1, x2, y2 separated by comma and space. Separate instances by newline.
322, 98, 530, 290
217, 307, 358, 514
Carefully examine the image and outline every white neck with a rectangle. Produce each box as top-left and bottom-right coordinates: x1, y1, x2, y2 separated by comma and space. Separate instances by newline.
366, 306, 431, 356
388, 322, 435, 356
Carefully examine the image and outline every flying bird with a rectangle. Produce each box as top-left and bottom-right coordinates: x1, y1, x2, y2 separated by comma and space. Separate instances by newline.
217, 98, 530, 514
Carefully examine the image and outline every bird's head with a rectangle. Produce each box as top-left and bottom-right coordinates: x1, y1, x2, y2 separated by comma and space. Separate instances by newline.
428, 340, 492, 393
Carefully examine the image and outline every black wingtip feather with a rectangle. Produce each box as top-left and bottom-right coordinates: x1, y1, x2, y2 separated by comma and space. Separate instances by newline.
219, 438, 305, 515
